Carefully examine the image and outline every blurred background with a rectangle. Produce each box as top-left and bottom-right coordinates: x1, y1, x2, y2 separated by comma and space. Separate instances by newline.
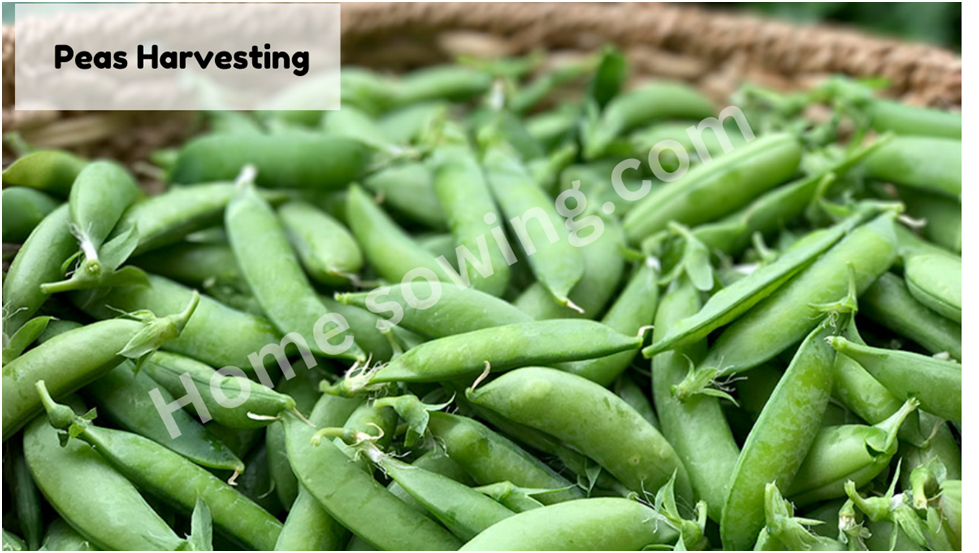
0, 2, 964, 50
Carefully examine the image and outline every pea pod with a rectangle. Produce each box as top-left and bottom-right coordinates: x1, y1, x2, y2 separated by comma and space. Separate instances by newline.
378, 101, 448, 144
431, 129, 511, 296
227, 176, 365, 361
482, 139, 584, 307
38, 518, 99, 551
142, 351, 296, 429
426, 411, 583, 505
282, 411, 462, 550
364, 162, 446, 230
131, 242, 247, 293
861, 272, 961, 359
896, 226, 961, 323
829, 337, 961, 423
582, 82, 715, 159
116, 182, 290, 256
862, 136, 961, 198
322, 105, 401, 152
514, 214, 625, 320
395, 65, 494, 106
651, 277, 739, 522
37, 382, 282, 550
468, 366, 693, 502
644, 220, 851, 357
563, 257, 660, 386
334, 320, 641, 392
720, 322, 836, 551
760, 483, 845, 551
2, 187, 60, 243
10, 438, 43, 550
3, 206, 77, 333
337, 280, 531, 339
331, 433, 514, 542
624, 133, 802, 243
86, 362, 244, 473
459, 497, 678, 550
868, 99, 961, 139
2, 293, 198, 441
387, 451, 476, 518
170, 133, 373, 189
278, 200, 364, 286
274, 392, 362, 551
613, 375, 659, 429
346, 183, 457, 284
23, 414, 185, 551
788, 399, 919, 507
898, 187, 961, 253
676, 213, 897, 398
41, 161, 142, 294
75, 274, 282, 371
1, 150, 87, 197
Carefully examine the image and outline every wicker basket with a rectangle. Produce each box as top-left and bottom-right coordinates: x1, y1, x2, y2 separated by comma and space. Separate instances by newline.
1, 2, 962, 165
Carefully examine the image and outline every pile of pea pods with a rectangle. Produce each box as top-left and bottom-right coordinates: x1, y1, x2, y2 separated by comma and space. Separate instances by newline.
1, 49, 962, 551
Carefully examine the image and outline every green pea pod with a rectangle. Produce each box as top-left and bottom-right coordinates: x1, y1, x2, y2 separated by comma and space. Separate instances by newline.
426, 411, 582, 505
630, 121, 749, 170
337, 280, 531, 339
340, 67, 400, 114
335, 436, 514, 542
897, 187, 961, 253
829, 337, 961, 423
395, 65, 494, 106
720, 322, 836, 551
645, 221, 851, 357
23, 414, 185, 551
10, 438, 43, 550
431, 134, 511, 296
85, 363, 244, 473
364, 162, 447, 230
388, 451, 476, 518
468, 366, 693, 503
862, 136, 961, 198
677, 213, 897, 397
508, 59, 595, 114
3, 206, 77, 333
526, 104, 579, 150
227, 176, 365, 361
829, 317, 925, 445
170, 133, 373, 189
2, 293, 198, 441
904, 252, 961, 323
320, 296, 422, 361
624, 133, 802, 244
3, 529, 26, 551
563, 257, 660, 386
514, 213, 624, 320
274, 394, 362, 550
131, 242, 247, 292
336, 320, 641, 392
37, 383, 282, 550
282, 412, 462, 550
788, 399, 919, 506
459, 497, 678, 550
378, 101, 448, 144
322, 105, 401, 152
38, 518, 99, 551
41, 161, 142, 294
142, 350, 296, 429
612, 375, 658, 429
1, 150, 87, 196
278, 200, 364, 286
651, 277, 739, 522
2, 187, 60, 243
74, 274, 282, 371
861, 272, 961, 359
582, 82, 715, 159
482, 139, 583, 308
266, 362, 323, 509
274, 486, 347, 551
868, 99, 961, 139
346, 183, 459, 284
115, 182, 290, 256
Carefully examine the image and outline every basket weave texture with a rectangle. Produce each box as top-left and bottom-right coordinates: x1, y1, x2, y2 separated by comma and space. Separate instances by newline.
1, 2, 962, 163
